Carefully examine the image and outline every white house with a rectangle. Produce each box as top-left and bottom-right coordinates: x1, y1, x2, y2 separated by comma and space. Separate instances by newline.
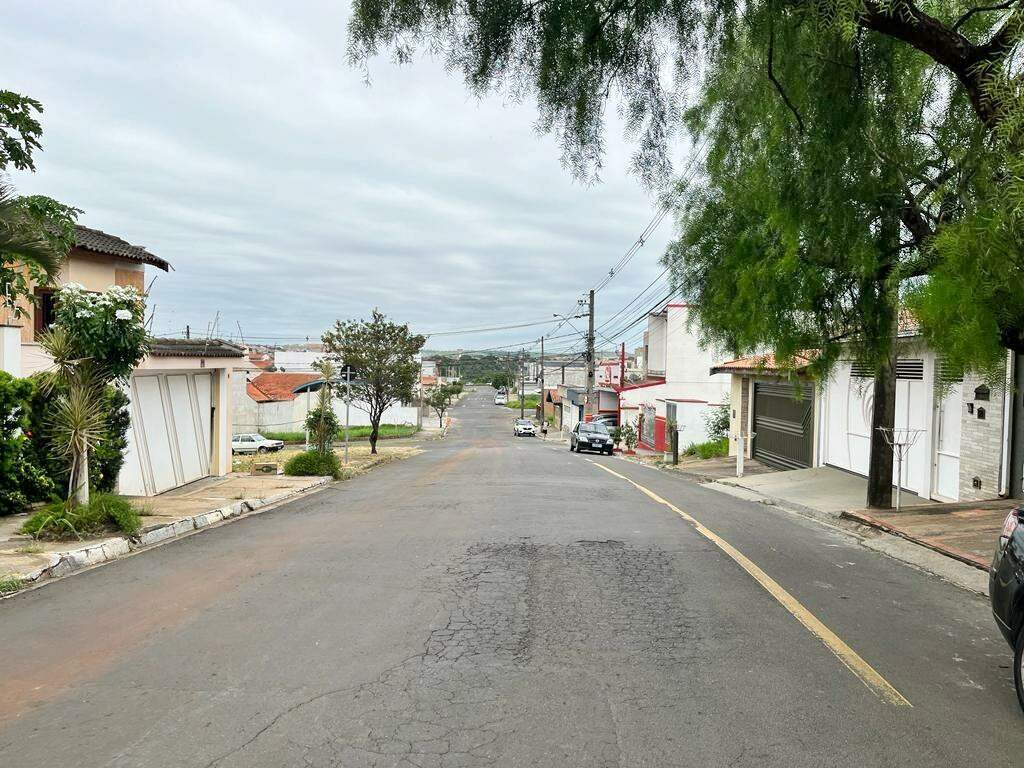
274, 348, 323, 372
712, 319, 1013, 503
619, 304, 731, 452
0, 225, 243, 496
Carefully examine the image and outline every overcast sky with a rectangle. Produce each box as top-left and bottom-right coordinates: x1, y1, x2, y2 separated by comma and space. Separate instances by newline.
4, 1, 682, 356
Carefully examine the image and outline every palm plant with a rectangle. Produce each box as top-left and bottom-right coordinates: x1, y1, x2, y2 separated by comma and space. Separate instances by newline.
36, 326, 107, 506
0, 180, 63, 295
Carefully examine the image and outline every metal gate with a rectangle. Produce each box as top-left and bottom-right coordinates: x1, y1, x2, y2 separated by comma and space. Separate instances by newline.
752, 382, 813, 470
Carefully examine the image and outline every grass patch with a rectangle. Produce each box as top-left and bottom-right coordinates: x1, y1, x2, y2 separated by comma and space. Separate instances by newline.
261, 424, 419, 444
283, 450, 342, 479
15, 543, 44, 555
504, 395, 540, 411
0, 574, 24, 595
20, 493, 143, 541
683, 438, 730, 460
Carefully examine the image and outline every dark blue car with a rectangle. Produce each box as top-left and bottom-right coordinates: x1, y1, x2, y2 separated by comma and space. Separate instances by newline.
990, 506, 1024, 711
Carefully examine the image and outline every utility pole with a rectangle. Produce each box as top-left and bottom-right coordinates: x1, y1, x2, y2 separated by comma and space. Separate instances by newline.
585, 289, 595, 420
539, 336, 545, 434
519, 352, 526, 419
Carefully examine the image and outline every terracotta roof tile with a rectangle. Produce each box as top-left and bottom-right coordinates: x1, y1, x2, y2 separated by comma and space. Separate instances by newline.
246, 372, 320, 402
74, 225, 171, 271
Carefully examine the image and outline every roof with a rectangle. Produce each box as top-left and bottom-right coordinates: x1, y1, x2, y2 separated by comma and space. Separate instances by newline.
545, 388, 561, 403
74, 225, 171, 271
150, 338, 244, 358
421, 375, 438, 386
710, 351, 816, 376
246, 372, 320, 403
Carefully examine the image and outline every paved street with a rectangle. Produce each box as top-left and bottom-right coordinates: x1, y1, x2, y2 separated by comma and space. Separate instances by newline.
2, 386, 1022, 766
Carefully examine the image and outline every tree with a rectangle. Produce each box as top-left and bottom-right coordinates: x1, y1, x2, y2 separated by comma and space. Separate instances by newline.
349, 0, 1024, 507
0, 90, 81, 313
322, 310, 425, 454
427, 387, 452, 427
491, 373, 512, 391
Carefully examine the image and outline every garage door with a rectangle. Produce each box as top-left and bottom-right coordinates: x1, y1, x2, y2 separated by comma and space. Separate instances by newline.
752, 382, 814, 469
121, 372, 213, 495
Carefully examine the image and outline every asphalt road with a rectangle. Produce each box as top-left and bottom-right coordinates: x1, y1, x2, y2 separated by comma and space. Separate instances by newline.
2, 386, 1022, 766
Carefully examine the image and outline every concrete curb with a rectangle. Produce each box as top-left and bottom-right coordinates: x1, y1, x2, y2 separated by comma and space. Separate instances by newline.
840, 509, 990, 571
11, 477, 332, 588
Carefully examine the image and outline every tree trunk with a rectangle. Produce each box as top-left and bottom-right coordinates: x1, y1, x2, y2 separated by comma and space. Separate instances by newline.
438, 412, 445, 427
369, 419, 379, 455
73, 447, 90, 507
866, 336, 897, 509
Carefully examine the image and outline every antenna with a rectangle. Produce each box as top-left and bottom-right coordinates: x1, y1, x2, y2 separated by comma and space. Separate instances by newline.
201, 310, 220, 359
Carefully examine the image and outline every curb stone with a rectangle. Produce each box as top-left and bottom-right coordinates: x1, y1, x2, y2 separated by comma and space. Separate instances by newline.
7, 477, 333, 592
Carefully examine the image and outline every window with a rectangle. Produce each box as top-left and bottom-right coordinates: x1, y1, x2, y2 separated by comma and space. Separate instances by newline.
33, 288, 57, 338
580, 423, 609, 435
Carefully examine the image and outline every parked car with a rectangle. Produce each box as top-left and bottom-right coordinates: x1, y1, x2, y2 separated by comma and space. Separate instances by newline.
592, 413, 619, 428
231, 433, 285, 454
569, 421, 614, 455
494, 393, 508, 405
990, 506, 1024, 710
513, 418, 536, 437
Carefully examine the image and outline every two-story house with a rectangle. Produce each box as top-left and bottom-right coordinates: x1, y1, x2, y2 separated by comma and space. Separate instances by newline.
618, 304, 731, 452
0, 225, 243, 496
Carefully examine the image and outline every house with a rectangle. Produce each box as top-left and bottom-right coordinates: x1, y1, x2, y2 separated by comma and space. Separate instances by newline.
558, 384, 618, 432
595, 358, 623, 388
0, 224, 243, 496
618, 304, 731, 452
712, 318, 1013, 503
235, 370, 422, 434
709, 352, 818, 470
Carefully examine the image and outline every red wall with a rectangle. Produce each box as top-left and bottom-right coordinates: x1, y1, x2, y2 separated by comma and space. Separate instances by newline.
654, 416, 667, 452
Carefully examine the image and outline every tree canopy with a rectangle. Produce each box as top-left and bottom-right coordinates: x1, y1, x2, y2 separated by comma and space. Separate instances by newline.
349, 1, 1024, 374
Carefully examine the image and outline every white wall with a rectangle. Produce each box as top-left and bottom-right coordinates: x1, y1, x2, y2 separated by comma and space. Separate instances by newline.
664, 305, 732, 405
234, 390, 421, 434
646, 314, 667, 375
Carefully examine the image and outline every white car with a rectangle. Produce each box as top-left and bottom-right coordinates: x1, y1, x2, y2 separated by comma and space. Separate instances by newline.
513, 418, 536, 437
494, 393, 508, 405
231, 433, 285, 454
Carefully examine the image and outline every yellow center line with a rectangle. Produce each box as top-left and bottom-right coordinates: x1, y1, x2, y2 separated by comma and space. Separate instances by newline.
588, 459, 912, 708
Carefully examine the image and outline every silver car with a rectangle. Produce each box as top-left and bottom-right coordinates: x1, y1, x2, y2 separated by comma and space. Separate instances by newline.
231, 433, 285, 454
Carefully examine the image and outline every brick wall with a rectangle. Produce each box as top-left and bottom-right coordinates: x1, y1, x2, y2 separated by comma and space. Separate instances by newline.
958, 371, 1006, 502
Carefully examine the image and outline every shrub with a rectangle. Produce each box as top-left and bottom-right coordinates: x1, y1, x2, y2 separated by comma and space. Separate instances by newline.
0, 371, 50, 515
684, 438, 730, 460
704, 404, 730, 442
23, 376, 129, 497
20, 493, 142, 540
284, 450, 342, 479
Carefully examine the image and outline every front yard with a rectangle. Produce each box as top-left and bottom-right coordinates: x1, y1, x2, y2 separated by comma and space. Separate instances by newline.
232, 442, 420, 476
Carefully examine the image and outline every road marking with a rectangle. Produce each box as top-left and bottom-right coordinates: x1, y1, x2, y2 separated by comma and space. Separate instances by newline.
588, 460, 912, 708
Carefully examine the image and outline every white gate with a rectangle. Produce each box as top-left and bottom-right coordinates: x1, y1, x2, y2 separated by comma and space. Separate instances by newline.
932, 380, 962, 502
121, 372, 213, 496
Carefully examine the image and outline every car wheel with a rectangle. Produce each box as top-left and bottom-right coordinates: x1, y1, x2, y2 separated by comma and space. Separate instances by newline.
257, 446, 268, 454
1015, 627, 1024, 713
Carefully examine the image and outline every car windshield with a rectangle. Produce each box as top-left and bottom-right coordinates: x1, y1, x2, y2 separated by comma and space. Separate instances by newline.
516, 419, 531, 425
580, 423, 609, 435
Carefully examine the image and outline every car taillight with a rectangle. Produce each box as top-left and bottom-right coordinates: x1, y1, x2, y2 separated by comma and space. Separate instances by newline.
1001, 509, 1021, 540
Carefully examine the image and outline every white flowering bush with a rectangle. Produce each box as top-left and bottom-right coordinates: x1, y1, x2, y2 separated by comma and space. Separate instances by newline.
52, 284, 148, 382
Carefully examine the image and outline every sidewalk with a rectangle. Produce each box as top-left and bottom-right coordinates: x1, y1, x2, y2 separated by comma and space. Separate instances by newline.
841, 502, 1013, 570
0, 473, 330, 590
711, 465, 1006, 572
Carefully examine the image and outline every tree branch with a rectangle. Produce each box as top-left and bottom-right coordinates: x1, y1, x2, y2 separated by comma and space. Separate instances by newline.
767, 21, 805, 134
954, 1, 1020, 32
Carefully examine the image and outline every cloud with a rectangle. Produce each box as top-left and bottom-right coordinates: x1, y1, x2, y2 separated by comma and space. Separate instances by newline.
4, 0, 679, 354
